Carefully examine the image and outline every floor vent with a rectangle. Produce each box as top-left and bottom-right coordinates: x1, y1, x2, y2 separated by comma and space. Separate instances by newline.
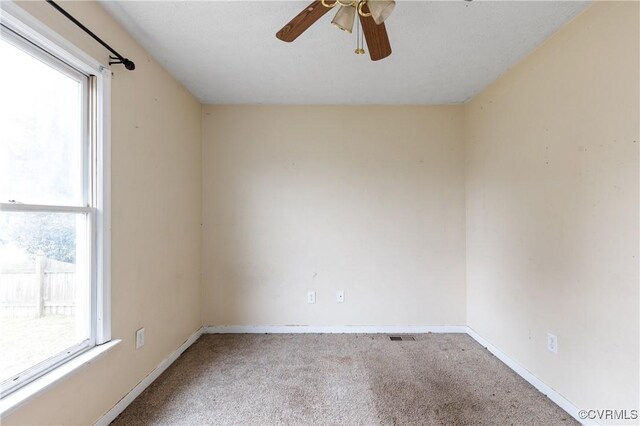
389, 336, 416, 341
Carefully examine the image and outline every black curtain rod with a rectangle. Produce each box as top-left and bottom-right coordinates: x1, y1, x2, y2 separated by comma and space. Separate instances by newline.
46, 0, 135, 70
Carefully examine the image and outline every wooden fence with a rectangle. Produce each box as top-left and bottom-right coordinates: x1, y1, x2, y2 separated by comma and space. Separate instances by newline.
0, 254, 75, 317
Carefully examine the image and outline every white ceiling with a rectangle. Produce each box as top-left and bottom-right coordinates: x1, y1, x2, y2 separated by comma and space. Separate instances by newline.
100, 1, 589, 104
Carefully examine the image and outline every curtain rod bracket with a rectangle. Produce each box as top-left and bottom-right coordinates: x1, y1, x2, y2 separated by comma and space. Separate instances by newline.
46, 0, 135, 71
109, 55, 135, 71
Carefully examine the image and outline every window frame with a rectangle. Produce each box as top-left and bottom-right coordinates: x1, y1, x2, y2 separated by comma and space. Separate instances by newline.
0, 1, 111, 400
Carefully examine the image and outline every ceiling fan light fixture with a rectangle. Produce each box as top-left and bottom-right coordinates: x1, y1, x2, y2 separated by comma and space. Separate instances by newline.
366, 0, 396, 25
331, 5, 356, 33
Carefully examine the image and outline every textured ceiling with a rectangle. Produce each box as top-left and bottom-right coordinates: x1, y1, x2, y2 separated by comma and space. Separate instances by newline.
100, 1, 589, 104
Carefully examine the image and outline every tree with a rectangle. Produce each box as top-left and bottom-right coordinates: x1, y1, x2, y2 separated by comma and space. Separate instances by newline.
3, 212, 76, 263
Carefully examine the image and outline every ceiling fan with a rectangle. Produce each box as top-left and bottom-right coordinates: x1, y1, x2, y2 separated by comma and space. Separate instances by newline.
276, 0, 396, 61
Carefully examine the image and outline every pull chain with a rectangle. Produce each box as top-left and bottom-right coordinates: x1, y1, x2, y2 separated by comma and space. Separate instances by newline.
354, 3, 365, 55
360, 20, 365, 54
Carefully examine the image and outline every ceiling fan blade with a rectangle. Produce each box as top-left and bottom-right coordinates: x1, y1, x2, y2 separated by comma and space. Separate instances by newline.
359, 3, 392, 61
276, 1, 334, 43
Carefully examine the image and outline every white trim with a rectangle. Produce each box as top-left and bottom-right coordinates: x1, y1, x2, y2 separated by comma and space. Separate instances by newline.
95, 64, 112, 344
204, 325, 468, 334
0, 203, 93, 213
465, 327, 591, 425
0, 339, 94, 399
94, 328, 204, 426
0, 340, 121, 419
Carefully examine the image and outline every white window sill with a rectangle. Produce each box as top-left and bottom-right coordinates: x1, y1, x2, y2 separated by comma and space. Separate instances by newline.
0, 339, 121, 418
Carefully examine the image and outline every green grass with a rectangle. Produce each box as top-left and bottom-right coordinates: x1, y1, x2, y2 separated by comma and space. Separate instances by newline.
0, 315, 79, 382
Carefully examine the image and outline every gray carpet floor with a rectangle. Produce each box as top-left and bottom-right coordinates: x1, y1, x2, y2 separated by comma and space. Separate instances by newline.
112, 333, 577, 426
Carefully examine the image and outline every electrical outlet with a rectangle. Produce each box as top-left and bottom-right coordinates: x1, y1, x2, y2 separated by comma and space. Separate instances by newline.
547, 333, 558, 354
336, 290, 344, 303
136, 327, 145, 349
307, 291, 316, 304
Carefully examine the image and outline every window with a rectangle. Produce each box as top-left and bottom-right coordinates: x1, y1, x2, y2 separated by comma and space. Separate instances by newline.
0, 7, 110, 400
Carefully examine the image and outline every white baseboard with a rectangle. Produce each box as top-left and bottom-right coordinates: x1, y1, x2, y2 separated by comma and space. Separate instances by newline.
465, 327, 591, 426
204, 325, 468, 334
94, 327, 204, 426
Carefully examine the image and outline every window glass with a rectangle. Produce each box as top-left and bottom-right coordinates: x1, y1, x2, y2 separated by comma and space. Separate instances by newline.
0, 211, 90, 384
0, 30, 95, 396
0, 37, 84, 206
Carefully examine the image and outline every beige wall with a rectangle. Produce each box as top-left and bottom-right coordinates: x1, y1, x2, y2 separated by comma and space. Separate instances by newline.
464, 1, 639, 414
3, 1, 202, 425
3, 1, 638, 424
202, 106, 466, 327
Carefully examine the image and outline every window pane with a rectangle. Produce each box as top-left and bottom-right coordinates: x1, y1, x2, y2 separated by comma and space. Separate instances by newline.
0, 211, 90, 384
0, 35, 85, 206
